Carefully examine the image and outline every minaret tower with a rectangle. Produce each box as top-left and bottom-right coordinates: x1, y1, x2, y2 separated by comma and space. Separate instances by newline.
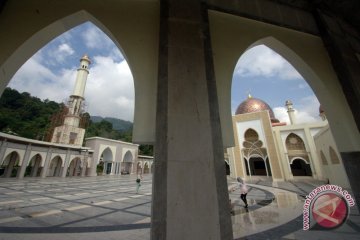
50, 54, 91, 145
285, 100, 296, 125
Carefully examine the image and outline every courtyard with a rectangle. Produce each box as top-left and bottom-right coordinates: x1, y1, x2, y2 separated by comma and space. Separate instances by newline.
0, 175, 359, 240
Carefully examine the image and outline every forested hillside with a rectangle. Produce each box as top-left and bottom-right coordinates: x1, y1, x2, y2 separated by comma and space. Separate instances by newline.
0, 88, 61, 139
90, 116, 132, 132
0, 88, 153, 156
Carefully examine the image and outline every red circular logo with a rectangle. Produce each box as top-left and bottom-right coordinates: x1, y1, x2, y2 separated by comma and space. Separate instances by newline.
311, 192, 348, 229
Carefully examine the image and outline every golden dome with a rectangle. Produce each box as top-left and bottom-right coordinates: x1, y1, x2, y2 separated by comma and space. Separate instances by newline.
235, 96, 279, 123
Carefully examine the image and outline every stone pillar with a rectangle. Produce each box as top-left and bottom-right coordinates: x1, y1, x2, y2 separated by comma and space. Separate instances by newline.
304, 127, 323, 179
0, 140, 7, 164
17, 144, 31, 179
61, 149, 71, 178
40, 148, 52, 178
341, 152, 360, 210
81, 156, 87, 176
314, 10, 360, 210
87, 159, 98, 177
151, 1, 233, 239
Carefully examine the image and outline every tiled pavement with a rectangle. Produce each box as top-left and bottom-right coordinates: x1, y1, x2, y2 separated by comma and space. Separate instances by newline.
0, 175, 359, 239
0, 175, 152, 240
228, 178, 360, 239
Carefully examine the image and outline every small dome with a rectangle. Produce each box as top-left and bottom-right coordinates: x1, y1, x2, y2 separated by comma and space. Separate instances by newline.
235, 96, 279, 123
80, 54, 91, 64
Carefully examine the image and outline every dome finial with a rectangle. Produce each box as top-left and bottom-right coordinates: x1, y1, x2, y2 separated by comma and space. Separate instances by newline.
247, 90, 252, 99
80, 54, 91, 64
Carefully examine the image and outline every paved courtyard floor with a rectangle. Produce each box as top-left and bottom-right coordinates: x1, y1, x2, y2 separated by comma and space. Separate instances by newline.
0, 175, 359, 239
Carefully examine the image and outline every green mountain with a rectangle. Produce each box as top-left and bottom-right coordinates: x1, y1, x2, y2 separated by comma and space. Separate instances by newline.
90, 116, 132, 132
0, 87, 62, 139
0, 87, 152, 156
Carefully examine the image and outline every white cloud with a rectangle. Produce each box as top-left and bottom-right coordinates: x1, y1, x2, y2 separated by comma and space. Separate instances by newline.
273, 107, 318, 124
273, 107, 290, 124
84, 56, 134, 121
8, 57, 73, 102
8, 54, 135, 122
52, 43, 75, 63
235, 45, 302, 80
58, 43, 74, 55
273, 96, 321, 124
40, 43, 75, 66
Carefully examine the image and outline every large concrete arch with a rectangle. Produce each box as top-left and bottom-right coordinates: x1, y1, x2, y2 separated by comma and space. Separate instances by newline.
0, 1, 159, 144
209, 11, 360, 153
1, 2, 360, 239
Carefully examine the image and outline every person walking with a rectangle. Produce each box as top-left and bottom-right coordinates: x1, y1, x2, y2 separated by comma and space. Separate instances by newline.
237, 177, 248, 208
136, 177, 141, 194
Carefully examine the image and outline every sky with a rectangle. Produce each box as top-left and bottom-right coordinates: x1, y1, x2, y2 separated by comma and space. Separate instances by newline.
232, 45, 321, 124
8, 22, 321, 124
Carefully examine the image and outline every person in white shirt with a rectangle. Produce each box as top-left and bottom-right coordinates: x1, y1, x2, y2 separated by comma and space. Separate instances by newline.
237, 177, 248, 208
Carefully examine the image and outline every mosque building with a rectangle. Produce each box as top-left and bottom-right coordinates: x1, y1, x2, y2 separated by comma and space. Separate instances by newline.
0, 55, 153, 178
226, 95, 350, 188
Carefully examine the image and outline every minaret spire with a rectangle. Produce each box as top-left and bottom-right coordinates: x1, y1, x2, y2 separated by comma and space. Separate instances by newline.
72, 54, 91, 98
285, 100, 296, 125
50, 54, 91, 145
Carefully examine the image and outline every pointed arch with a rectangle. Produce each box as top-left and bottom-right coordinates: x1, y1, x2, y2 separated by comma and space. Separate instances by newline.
285, 133, 306, 151
123, 151, 133, 162
1, 151, 20, 177
47, 155, 63, 177
67, 157, 82, 177
320, 150, 328, 165
143, 162, 150, 174
0, 10, 132, 92
121, 150, 133, 174
26, 154, 42, 177
248, 37, 326, 93
101, 147, 114, 175
100, 147, 114, 162
223, 24, 359, 151
244, 128, 259, 142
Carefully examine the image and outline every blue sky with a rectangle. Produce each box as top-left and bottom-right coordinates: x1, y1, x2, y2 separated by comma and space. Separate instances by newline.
8, 22, 321, 124
232, 45, 321, 124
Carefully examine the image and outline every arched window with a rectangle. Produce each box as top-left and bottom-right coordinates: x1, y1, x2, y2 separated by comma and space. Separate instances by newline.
320, 150, 328, 165
329, 147, 340, 164
244, 128, 259, 143
286, 133, 306, 151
